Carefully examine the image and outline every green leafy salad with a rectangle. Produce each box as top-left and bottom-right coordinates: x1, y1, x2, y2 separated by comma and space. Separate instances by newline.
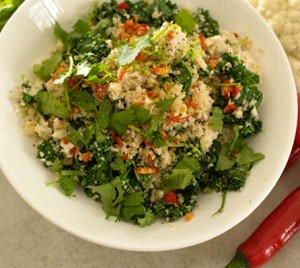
16, 0, 264, 226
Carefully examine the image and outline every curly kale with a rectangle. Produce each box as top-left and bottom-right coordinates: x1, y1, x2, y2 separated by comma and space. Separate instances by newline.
193, 8, 220, 37
92, 0, 178, 28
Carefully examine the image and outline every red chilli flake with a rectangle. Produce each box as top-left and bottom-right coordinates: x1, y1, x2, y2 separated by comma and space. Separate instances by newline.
164, 191, 178, 205
224, 103, 237, 113
70, 146, 78, 158
199, 33, 208, 51
116, 2, 129, 9
111, 133, 124, 147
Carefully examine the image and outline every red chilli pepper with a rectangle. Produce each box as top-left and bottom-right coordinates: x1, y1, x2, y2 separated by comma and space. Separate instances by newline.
284, 145, 300, 172
285, 94, 300, 171
294, 94, 300, 148
225, 185, 300, 268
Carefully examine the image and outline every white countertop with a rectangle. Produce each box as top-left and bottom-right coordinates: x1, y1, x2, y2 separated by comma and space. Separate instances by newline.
1, 161, 299, 268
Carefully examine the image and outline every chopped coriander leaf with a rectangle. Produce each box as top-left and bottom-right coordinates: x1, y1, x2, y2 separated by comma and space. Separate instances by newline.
117, 34, 152, 66
210, 107, 224, 133
175, 156, 201, 173
69, 90, 96, 112
33, 51, 62, 81
130, 104, 150, 124
215, 145, 236, 171
137, 211, 155, 227
34, 91, 68, 119
121, 205, 145, 222
109, 110, 136, 135
155, 98, 176, 113
89, 178, 124, 217
143, 114, 163, 141
59, 175, 76, 196
162, 169, 194, 193
53, 22, 69, 45
86, 63, 113, 84
174, 8, 196, 34
96, 99, 113, 128
236, 144, 265, 166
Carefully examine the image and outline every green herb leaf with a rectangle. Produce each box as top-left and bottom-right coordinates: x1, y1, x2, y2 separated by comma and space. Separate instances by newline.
35, 91, 68, 119
67, 126, 94, 149
130, 104, 150, 124
143, 114, 163, 141
137, 211, 155, 227
162, 169, 194, 193
89, 178, 124, 217
69, 90, 96, 112
86, 63, 113, 84
33, 52, 63, 81
117, 34, 152, 66
95, 99, 112, 142
174, 8, 196, 34
175, 156, 201, 173
109, 110, 136, 135
121, 205, 145, 222
96, 99, 112, 129
59, 175, 76, 197
210, 107, 224, 133
52, 158, 63, 172
155, 97, 176, 114
123, 191, 144, 207
215, 145, 235, 171
236, 144, 265, 166
53, 22, 69, 45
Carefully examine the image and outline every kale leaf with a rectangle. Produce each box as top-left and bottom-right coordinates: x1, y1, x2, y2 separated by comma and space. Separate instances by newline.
193, 8, 219, 37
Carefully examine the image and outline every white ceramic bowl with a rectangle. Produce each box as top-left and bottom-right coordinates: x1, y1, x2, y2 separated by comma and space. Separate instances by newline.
0, 0, 297, 251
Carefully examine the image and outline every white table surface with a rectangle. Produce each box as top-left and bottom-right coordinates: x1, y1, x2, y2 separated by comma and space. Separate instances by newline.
0, 161, 299, 268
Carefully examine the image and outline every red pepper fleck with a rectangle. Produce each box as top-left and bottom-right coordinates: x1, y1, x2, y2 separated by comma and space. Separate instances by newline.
81, 151, 92, 163
70, 146, 78, 158
118, 67, 127, 81
62, 137, 69, 144
224, 103, 237, 113
146, 153, 154, 168
167, 114, 193, 123
221, 86, 233, 100
111, 133, 124, 147
187, 99, 198, 110
122, 153, 129, 161
93, 84, 108, 100
164, 191, 178, 205
116, 2, 129, 9
66, 76, 81, 90
231, 85, 242, 98
199, 33, 208, 51
207, 57, 219, 68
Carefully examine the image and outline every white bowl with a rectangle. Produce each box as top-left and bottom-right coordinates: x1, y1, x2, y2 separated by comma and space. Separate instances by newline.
0, 0, 297, 251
